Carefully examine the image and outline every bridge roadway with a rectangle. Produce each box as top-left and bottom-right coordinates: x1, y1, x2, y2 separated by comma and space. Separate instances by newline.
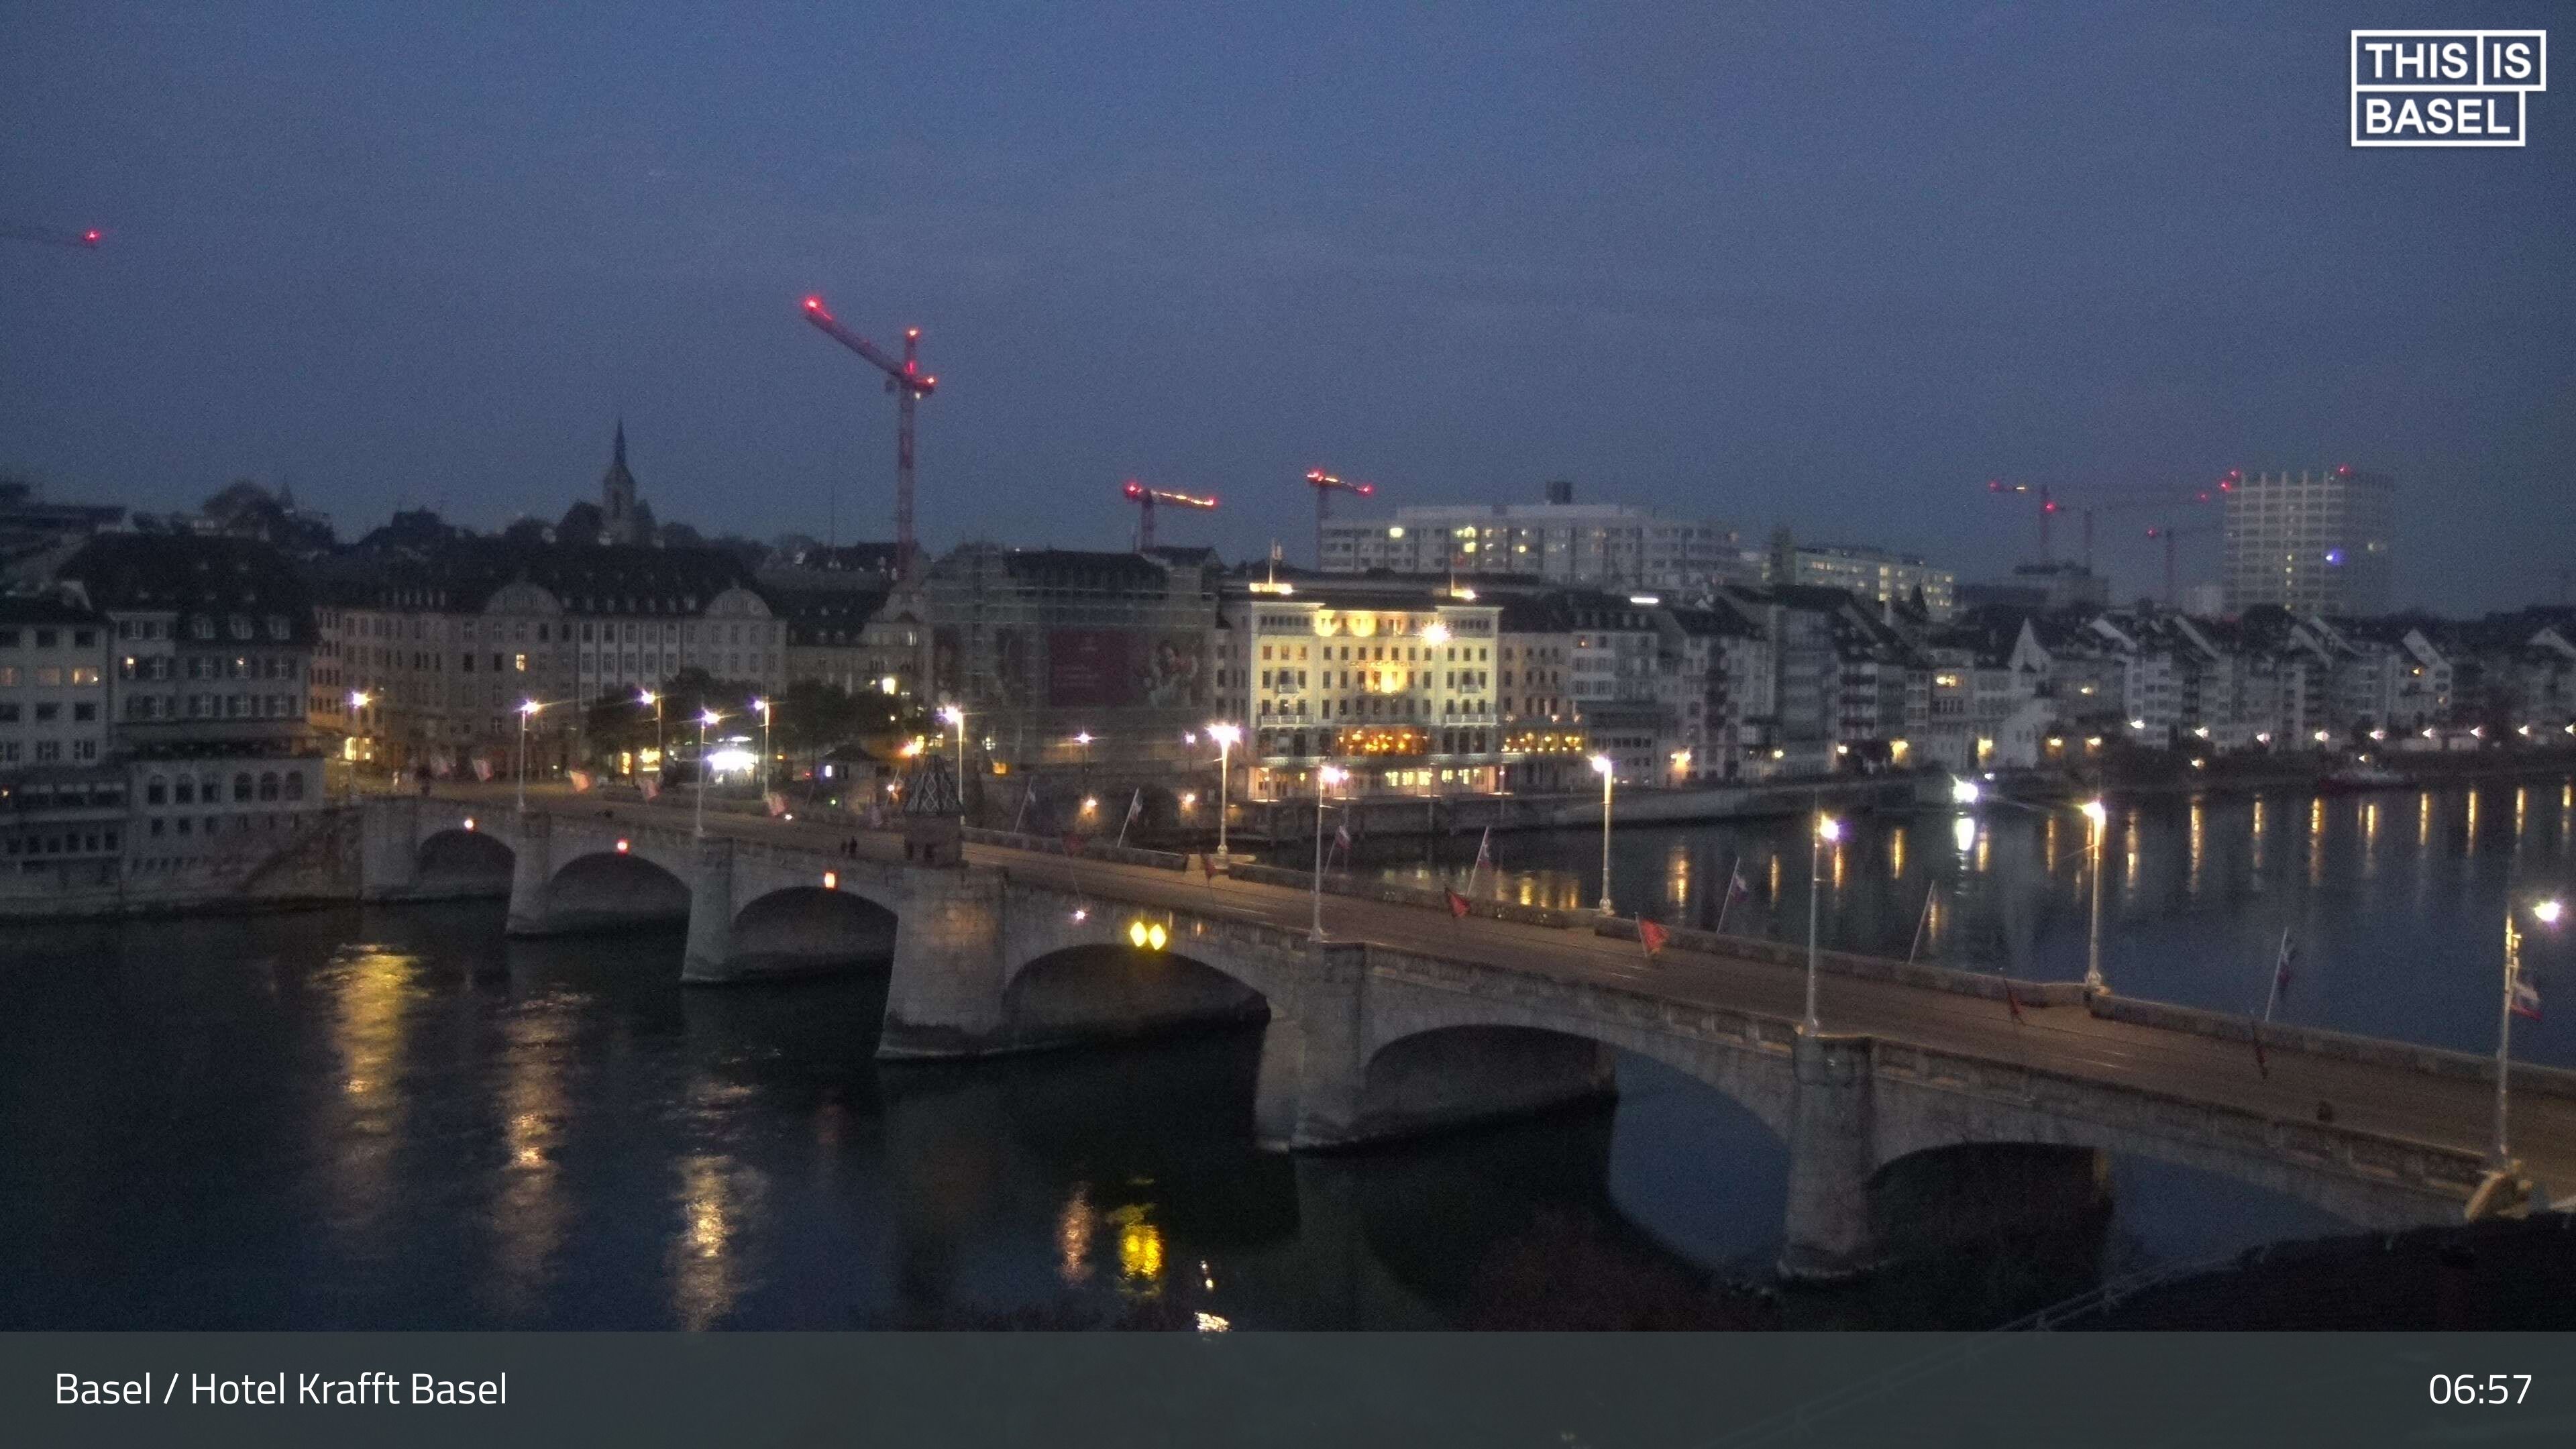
525, 794, 2576, 1200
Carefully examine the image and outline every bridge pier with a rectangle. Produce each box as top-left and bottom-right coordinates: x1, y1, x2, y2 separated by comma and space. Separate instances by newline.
878, 867, 1012, 1059
502, 810, 554, 936
1256, 943, 1368, 1150
1779, 1032, 1878, 1281
680, 836, 738, 983
358, 794, 422, 901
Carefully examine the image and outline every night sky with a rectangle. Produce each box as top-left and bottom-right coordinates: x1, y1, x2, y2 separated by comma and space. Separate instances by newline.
3, 2, 2569, 610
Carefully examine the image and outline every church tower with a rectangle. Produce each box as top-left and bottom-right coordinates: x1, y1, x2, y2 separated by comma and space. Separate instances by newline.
600, 419, 642, 545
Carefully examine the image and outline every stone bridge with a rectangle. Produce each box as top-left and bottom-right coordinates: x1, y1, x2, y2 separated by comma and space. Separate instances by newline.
356, 798, 2561, 1278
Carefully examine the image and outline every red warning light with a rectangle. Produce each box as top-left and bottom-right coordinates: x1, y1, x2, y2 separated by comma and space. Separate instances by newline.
802, 296, 820, 309
81, 229, 101, 246
906, 327, 920, 340
2042, 500, 2059, 513
2337, 464, 2351, 475
1356, 483, 1374, 496
1123, 480, 1145, 500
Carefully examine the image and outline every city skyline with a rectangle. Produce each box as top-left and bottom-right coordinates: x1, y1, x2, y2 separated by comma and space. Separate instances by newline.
4, 3, 2571, 614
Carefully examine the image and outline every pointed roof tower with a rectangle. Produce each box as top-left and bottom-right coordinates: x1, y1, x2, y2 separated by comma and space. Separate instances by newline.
600, 417, 642, 545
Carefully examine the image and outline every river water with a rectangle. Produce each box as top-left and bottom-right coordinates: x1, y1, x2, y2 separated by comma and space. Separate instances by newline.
2, 780, 2563, 1330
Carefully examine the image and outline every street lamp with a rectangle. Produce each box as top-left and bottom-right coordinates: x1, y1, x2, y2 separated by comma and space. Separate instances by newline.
1589, 753, 1617, 914
346, 690, 370, 799
695, 708, 720, 837
2080, 798, 2108, 994
1311, 763, 1347, 940
2495, 897, 2562, 1166
1208, 722, 1241, 863
638, 689, 663, 784
939, 704, 967, 824
515, 700, 543, 812
753, 697, 773, 792
1808, 813, 1841, 1032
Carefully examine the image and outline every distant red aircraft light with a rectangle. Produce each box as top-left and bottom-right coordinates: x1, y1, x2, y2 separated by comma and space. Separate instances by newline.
82, 229, 101, 245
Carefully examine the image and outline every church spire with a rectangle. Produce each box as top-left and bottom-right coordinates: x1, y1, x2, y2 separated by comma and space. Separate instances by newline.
612, 416, 627, 469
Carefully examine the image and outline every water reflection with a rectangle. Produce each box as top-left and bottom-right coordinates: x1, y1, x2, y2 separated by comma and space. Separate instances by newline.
0, 900, 2463, 1331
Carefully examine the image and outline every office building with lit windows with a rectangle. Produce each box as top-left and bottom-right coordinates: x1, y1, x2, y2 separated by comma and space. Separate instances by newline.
1318, 480, 1759, 596
2220, 466, 2395, 616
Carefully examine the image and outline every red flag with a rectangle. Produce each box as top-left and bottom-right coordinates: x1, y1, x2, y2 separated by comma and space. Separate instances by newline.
2004, 981, 2027, 1024
2249, 1018, 2270, 1077
1638, 919, 1670, 957
1444, 888, 1470, 920
2512, 975, 2542, 1021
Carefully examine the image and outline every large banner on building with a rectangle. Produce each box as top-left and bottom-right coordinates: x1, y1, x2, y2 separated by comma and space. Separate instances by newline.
1046, 629, 1135, 708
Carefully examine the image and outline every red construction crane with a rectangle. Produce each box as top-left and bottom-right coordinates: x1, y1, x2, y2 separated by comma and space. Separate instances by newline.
1988, 475, 2228, 570
800, 294, 936, 582
1, 224, 102, 250
1303, 468, 1375, 568
1121, 480, 1218, 551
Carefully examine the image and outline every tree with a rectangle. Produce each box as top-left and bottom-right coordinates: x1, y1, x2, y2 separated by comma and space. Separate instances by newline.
500, 517, 552, 546
558, 500, 605, 544
775, 678, 862, 762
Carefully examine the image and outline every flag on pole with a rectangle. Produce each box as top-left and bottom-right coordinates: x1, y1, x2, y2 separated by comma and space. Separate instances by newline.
1124, 790, 1143, 823
2272, 932, 2298, 1008
1331, 816, 1352, 866
1444, 888, 1471, 920
1727, 861, 1750, 902
1201, 853, 1218, 883
1474, 827, 1493, 872
2512, 975, 2543, 1022
765, 791, 788, 817
569, 769, 594, 792
2248, 1018, 2270, 1077
472, 757, 493, 783
1638, 919, 1670, 959
639, 774, 661, 801
2003, 981, 2027, 1025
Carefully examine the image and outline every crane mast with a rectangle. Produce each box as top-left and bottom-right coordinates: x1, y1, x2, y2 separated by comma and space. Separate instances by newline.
1303, 468, 1375, 568
1121, 480, 1218, 551
801, 295, 936, 582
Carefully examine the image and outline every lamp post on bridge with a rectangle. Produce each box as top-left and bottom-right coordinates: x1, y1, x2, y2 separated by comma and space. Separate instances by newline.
515, 700, 543, 813
1311, 763, 1346, 941
638, 689, 663, 786
346, 690, 370, 800
940, 704, 967, 824
2080, 798, 2108, 995
695, 709, 720, 837
1590, 753, 1617, 915
1208, 721, 1240, 865
1807, 810, 1841, 1032
2494, 896, 2562, 1169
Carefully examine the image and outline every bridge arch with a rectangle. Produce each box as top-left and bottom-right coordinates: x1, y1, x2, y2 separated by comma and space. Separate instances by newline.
1868, 1093, 2454, 1232
541, 849, 692, 932
729, 885, 900, 976
996, 942, 1269, 1053
416, 826, 515, 893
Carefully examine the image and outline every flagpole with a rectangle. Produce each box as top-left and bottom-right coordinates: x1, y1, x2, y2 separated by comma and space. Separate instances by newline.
1715, 854, 1739, 936
1116, 786, 1141, 849
2496, 901, 2520, 1166
1907, 881, 1936, 965
2261, 924, 2290, 1024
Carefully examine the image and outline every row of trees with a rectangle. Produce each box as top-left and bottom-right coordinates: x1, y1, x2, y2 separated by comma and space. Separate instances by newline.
577, 668, 924, 780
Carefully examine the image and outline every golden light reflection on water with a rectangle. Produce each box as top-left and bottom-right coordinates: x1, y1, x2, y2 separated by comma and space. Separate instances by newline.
2420, 791, 2433, 849
2466, 789, 2480, 857
2251, 798, 2265, 871
1057, 1184, 1099, 1284
1768, 853, 1781, 901
1666, 841, 1690, 906
1888, 828, 1905, 880
328, 948, 419, 1234
1110, 1203, 1165, 1293
2187, 799, 2204, 896
488, 1010, 569, 1320
2308, 798, 2326, 888
669, 1149, 763, 1330
2362, 801, 2379, 878
1952, 814, 1976, 855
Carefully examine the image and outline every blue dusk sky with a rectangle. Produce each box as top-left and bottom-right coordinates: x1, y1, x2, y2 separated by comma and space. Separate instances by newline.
2, 1, 2569, 609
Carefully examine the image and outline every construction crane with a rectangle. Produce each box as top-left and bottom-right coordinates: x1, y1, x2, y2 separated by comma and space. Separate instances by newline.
1988, 475, 2226, 571
1303, 468, 1375, 568
1121, 480, 1218, 551
1, 224, 102, 250
800, 294, 936, 582
2142, 523, 2218, 609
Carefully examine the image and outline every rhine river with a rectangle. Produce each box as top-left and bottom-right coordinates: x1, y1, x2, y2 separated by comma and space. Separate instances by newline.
1, 778, 2567, 1330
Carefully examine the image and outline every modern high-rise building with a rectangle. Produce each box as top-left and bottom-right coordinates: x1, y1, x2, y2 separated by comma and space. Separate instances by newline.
2220, 467, 2394, 616
1779, 541, 1956, 619
1318, 481, 1760, 595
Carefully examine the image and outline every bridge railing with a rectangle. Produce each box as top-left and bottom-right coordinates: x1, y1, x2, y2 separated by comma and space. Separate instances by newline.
962, 827, 1191, 873
1589, 914, 2086, 1008
2087, 992, 2576, 1101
